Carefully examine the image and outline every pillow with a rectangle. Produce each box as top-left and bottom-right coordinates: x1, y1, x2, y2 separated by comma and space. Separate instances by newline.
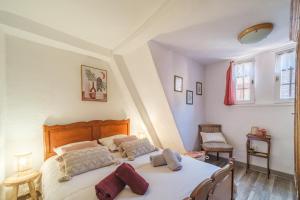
56, 146, 117, 182
98, 134, 127, 152
54, 140, 99, 155
113, 135, 138, 147
200, 132, 226, 143
120, 138, 158, 160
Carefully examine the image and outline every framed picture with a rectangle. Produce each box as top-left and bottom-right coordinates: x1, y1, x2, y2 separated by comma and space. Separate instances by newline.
186, 90, 193, 105
81, 65, 107, 102
174, 75, 183, 92
196, 82, 202, 95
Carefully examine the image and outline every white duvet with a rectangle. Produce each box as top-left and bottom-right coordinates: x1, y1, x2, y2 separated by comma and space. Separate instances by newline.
41, 151, 219, 200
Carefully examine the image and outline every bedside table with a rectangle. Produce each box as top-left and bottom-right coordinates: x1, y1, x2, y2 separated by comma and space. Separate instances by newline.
3, 170, 41, 200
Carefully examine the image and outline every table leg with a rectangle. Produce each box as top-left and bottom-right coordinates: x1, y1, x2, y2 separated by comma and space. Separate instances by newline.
10, 185, 19, 200
246, 139, 250, 173
28, 181, 37, 200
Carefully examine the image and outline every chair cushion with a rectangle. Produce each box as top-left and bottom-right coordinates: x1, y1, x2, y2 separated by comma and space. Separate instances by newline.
200, 132, 227, 143
202, 142, 233, 151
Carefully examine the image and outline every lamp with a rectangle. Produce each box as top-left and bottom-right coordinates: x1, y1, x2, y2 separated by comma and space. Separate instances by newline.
238, 23, 273, 44
15, 152, 32, 175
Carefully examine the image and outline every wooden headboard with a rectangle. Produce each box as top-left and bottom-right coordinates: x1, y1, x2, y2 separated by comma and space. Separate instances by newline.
43, 119, 130, 160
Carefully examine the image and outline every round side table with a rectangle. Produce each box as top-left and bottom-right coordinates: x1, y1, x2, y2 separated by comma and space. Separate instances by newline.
3, 170, 41, 200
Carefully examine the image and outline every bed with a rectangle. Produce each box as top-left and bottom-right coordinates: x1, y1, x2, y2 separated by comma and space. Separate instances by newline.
41, 119, 233, 200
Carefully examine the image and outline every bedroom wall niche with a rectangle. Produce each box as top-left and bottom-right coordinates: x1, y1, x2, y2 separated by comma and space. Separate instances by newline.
205, 48, 294, 174
3, 35, 143, 176
121, 43, 186, 153
149, 41, 205, 151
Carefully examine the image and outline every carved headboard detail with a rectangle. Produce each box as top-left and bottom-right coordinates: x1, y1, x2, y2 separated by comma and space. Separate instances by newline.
43, 119, 130, 160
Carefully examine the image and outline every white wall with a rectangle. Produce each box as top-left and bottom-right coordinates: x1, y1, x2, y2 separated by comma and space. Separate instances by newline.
122, 43, 186, 153
0, 29, 7, 198
4, 36, 132, 176
149, 42, 205, 150
204, 50, 294, 174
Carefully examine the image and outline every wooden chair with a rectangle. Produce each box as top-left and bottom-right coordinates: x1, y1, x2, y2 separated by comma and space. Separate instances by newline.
209, 159, 235, 200
183, 178, 214, 200
198, 124, 233, 160
184, 159, 235, 200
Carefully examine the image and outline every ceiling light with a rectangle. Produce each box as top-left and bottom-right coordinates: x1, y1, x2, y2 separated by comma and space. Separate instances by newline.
238, 23, 273, 44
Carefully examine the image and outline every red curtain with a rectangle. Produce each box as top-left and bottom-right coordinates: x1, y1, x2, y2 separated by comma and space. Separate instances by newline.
224, 61, 235, 105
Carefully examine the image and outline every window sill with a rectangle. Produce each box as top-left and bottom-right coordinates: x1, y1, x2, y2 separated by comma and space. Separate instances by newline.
232, 102, 294, 107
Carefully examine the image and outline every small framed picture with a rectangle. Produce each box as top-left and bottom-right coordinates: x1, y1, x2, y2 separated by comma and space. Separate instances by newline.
81, 65, 107, 102
196, 82, 202, 95
174, 75, 183, 92
186, 90, 193, 105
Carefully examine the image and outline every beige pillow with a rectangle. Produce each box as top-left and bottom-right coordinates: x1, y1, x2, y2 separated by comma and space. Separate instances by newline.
56, 146, 116, 182
54, 140, 99, 156
98, 134, 127, 152
113, 135, 138, 146
120, 138, 158, 160
200, 132, 226, 143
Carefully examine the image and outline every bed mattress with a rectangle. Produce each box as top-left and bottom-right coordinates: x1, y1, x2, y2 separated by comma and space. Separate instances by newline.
41, 151, 220, 200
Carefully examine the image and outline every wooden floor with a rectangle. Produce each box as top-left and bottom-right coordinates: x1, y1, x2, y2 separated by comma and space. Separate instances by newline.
205, 157, 297, 200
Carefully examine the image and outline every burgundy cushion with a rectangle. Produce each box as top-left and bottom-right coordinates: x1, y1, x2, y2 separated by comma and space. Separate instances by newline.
115, 163, 149, 195
95, 172, 126, 200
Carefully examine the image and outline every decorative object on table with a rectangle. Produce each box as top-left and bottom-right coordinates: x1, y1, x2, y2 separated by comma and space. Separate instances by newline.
81, 65, 107, 102
196, 82, 202, 95
3, 169, 41, 200
251, 126, 259, 135
174, 75, 183, 92
198, 124, 233, 160
186, 90, 193, 105
246, 133, 271, 178
250, 126, 268, 137
15, 152, 32, 176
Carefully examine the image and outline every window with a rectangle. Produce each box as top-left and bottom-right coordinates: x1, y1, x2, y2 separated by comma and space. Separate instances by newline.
233, 61, 255, 104
275, 49, 296, 100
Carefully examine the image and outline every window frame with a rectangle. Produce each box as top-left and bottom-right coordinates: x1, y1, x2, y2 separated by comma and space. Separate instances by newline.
274, 48, 296, 102
233, 60, 255, 104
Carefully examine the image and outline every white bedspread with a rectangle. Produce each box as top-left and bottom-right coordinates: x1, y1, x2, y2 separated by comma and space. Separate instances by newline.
41, 151, 219, 200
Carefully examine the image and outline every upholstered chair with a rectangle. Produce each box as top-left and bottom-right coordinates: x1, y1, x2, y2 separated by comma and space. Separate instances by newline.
198, 124, 233, 160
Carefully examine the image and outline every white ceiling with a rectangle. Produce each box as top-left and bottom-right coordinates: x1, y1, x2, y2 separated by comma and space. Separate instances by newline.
0, 0, 292, 65
153, 0, 291, 65
0, 0, 166, 49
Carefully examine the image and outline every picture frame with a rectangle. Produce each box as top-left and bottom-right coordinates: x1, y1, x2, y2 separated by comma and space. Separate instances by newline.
196, 82, 202, 95
186, 90, 193, 105
81, 65, 107, 102
174, 75, 183, 92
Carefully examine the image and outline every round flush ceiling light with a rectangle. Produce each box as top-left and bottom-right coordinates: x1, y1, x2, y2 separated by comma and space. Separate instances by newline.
238, 23, 273, 44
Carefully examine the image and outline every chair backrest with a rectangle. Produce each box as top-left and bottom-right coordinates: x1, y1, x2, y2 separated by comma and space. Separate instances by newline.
189, 178, 214, 200
198, 124, 222, 145
209, 159, 234, 199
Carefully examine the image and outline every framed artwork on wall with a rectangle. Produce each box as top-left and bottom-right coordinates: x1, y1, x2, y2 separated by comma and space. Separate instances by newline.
196, 82, 202, 95
174, 75, 183, 92
81, 65, 107, 102
186, 90, 193, 105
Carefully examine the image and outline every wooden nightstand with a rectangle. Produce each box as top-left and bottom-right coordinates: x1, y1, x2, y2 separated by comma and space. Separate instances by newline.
3, 170, 41, 200
246, 133, 271, 178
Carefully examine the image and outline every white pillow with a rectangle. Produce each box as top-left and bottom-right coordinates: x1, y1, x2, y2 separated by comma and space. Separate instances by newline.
53, 140, 99, 156
98, 134, 127, 151
200, 132, 226, 143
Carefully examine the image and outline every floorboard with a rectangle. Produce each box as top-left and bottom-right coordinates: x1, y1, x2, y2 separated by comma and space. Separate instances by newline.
204, 156, 297, 200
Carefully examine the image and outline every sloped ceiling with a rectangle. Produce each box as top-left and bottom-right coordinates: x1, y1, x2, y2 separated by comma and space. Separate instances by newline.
0, 0, 166, 49
0, 0, 292, 64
